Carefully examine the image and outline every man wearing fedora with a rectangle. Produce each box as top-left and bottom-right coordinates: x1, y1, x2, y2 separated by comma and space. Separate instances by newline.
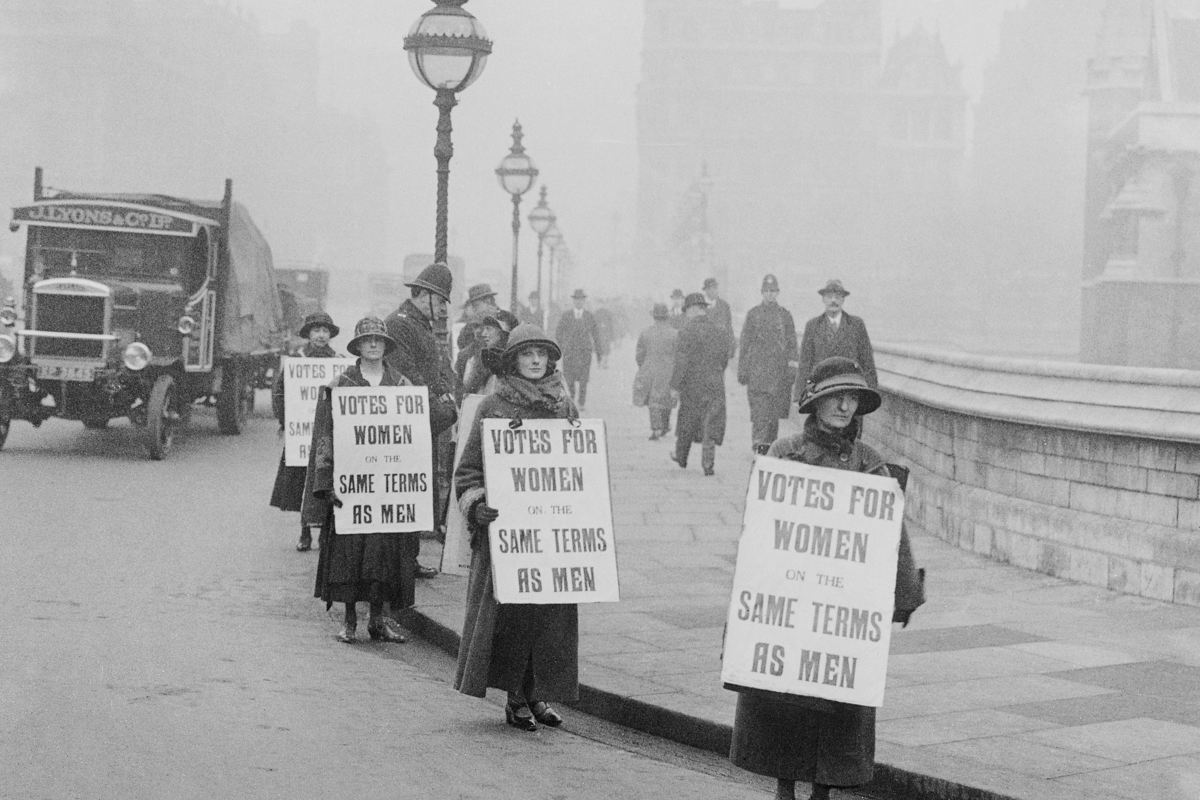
555, 288, 606, 410
667, 288, 687, 331
384, 263, 460, 579
738, 274, 799, 454
794, 279, 877, 402
454, 283, 499, 393
670, 292, 732, 476
519, 290, 543, 328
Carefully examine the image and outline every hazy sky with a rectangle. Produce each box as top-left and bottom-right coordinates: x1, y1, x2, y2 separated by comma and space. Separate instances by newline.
239, 0, 1020, 295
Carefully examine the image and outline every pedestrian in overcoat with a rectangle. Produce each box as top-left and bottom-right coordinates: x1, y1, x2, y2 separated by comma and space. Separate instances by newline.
738, 274, 799, 454
555, 288, 606, 410
667, 288, 687, 331
270, 311, 342, 551
795, 279, 877, 398
454, 283, 499, 394
702, 277, 735, 351
454, 324, 580, 732
633, 303, 678, 440
730, 356, 925, 800
670, 292, 732, 476
304, 317, 413, 644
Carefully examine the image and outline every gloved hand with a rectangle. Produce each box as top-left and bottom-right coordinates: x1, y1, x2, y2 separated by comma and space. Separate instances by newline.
470, 499, 499, 527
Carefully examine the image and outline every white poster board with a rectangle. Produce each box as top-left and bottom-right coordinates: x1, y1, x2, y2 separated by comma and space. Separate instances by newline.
481, 418, 619, 604
721, 456, 904, 707
331, 385, 434, 534
284, 357, 355, 466
440, 393, 486, 576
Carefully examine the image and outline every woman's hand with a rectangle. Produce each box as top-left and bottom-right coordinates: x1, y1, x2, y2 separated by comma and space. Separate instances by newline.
470, 499, 499, 527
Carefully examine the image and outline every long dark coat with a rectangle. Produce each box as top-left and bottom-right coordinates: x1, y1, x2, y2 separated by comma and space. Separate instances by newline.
453, 378, 580, 702
738, 302, 798, 420
384, 298, 458, 437
796, 312, 877, 396
555, 309, 605, 384
671, 314, 731, 446
305, 362, 419, 609
632, 321, 678, 410
729, 416, 926, 787
269, 341, 340, 512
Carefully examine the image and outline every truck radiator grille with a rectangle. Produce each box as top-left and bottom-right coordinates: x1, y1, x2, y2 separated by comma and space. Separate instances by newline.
32, 294, 106, 359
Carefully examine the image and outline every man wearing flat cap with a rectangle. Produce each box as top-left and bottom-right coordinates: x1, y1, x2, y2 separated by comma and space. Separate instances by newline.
555, 288, 607, 410
738, 274, 799, 454
794, 279, 877, 402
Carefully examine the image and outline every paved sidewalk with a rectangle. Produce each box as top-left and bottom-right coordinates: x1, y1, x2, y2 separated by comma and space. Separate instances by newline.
411, 342, 1200, 800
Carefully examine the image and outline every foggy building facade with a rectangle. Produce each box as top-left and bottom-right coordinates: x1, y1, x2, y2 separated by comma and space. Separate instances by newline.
1081, 0, 1200, 369
635, 0, 967, 339
0, 0, 389, 283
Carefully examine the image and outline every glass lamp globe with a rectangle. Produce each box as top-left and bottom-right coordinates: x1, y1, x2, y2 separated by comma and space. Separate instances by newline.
404, 0, 492, 92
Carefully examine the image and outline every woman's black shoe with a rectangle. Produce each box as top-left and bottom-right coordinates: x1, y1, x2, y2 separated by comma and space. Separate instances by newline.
505, 702, 538, 731
367, 618, 407, 642
529, 701, 563, 727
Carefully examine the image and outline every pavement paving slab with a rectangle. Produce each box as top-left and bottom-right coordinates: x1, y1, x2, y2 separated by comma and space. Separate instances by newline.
408, 343, 1200, 800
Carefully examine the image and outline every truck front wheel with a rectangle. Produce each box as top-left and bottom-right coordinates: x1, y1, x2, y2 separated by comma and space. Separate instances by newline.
146, 374, 179, 460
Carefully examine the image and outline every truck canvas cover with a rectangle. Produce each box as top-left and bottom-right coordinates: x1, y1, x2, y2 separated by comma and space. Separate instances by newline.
222, 202, 284, 354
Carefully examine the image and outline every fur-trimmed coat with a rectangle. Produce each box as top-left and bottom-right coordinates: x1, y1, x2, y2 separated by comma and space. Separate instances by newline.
452, 377, 580, 701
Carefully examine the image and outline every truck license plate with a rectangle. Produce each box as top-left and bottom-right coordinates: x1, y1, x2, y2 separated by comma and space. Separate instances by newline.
37, 363, 96, 382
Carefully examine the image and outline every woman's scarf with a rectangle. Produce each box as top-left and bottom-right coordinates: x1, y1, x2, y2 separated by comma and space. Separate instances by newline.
303, 342, 339, 358
798, 414, 861, 460
494, 370, 574, 418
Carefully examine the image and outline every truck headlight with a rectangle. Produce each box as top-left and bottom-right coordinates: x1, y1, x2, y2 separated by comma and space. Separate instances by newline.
0, 307, 16, 327
177, 315, 196, 335
123, 342, 152, 371
0, 334, 15, 363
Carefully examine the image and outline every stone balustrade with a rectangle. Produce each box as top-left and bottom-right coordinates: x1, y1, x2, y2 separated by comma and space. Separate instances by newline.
865, 344, 1200, 606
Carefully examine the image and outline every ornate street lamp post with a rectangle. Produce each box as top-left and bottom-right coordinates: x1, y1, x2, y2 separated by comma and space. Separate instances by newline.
543, 223, 563, 329
404, 0, 492, 264
526, 186, 555, 328
495, 120, 539, 311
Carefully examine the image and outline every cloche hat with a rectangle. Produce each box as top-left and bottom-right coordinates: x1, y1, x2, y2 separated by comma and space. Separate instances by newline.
500, 324, 562, 371
405, 262, 453, 300
299, 311, 339, 339
346, 316, 397, 357
797, 356, 881, 416
481, 309, 520, 333
682, 292, 708, 312
761, 274, 780, 293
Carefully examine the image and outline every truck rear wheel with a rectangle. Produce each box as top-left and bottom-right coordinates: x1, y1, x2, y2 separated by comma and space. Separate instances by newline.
146, 374, 178, 460
217, 362, 249, 435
